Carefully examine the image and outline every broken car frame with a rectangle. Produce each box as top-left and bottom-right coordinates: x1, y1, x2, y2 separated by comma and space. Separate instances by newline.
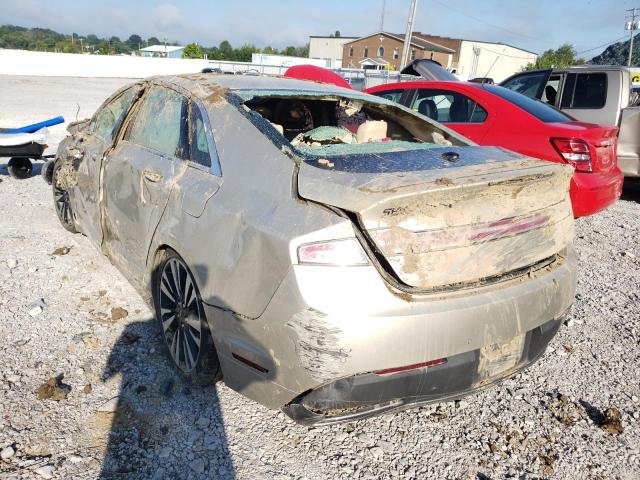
51, 74, 576, 425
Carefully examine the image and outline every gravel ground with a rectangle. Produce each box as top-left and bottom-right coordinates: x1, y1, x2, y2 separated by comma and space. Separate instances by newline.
0, 75, 639, 480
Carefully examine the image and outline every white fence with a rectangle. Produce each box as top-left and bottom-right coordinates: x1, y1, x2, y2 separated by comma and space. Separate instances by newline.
0, 49, 324, 78
0, 49, 426, 91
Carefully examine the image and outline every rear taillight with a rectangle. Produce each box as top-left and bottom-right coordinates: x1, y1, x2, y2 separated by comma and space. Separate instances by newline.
298, 238, 369, 266
370, 212, 550, 255
550, 138, 593, 172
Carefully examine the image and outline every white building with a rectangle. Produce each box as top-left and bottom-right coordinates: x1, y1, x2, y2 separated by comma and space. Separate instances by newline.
309, 36, 358, 68
139, 45, 185, 59
250, 53, 327, 69
454, 40, 537, 82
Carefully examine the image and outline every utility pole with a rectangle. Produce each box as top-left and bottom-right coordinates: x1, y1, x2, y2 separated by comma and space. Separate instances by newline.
399, 0, 418, 71
626, 8, 640, 67
379, 0, 386, 32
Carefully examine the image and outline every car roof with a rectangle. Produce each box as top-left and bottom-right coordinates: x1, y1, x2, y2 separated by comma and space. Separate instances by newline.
523, 65, 630, 74
154, 73, 358, 100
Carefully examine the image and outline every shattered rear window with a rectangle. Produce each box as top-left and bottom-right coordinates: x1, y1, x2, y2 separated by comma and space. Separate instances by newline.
239, 89, 466, 157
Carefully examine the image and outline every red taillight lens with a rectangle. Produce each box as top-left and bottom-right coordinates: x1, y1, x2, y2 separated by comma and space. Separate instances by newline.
550, 138, 592, 172
375, 358, 447, 376
298, 238, 369, 266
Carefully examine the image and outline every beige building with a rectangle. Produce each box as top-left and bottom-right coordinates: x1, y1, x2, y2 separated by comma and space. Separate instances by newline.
309, 36, 358, 68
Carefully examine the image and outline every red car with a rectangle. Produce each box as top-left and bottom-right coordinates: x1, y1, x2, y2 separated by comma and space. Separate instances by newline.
365, 81, 623, 218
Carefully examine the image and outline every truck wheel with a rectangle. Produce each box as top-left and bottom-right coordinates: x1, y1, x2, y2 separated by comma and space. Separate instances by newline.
7, 158, 33, 179
153, 249, 221, 385
51, 161, 78, 233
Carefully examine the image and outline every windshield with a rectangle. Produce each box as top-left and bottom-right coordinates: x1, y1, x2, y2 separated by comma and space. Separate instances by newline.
240, 91, 467, 157
476, 84, 574, 123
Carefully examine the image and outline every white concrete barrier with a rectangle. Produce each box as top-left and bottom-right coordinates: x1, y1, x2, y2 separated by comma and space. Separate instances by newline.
0, 49, 330, 79
0, 49, 211, 78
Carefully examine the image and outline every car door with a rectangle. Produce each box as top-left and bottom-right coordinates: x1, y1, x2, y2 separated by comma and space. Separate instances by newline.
100, 84, 190, 279
409, 88, 491, 143
500, 69, 553, 100
72, 84, 141, 244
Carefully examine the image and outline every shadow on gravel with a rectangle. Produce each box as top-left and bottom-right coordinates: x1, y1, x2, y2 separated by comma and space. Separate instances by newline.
621, 179, 640, 203
0, 158, 43, 178
98, 318, 236, 480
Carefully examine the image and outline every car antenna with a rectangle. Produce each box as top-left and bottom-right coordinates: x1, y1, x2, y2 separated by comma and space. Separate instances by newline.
482, 57, 500, 85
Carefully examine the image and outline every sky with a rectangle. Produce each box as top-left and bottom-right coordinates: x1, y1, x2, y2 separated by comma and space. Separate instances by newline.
0, 0, 636, 58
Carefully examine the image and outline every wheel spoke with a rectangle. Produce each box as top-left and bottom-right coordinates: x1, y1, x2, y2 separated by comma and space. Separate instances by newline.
170, 260, 182, 300
161, 312, 177, 331
183, 313, 201, 333
185, 336, 196, 370
160, 275, 177, 303
184, 274, 196, 309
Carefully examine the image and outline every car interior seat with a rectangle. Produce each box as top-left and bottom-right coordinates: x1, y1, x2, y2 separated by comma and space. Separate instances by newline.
418, 99, 438, 121
448, 98, 468, 122
545, 85, 557, 105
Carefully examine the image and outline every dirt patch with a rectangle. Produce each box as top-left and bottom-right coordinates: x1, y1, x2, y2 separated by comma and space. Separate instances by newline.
36, 375, 71, 401
110, 307, 129, 321
51, 246, 72, 256
434, 177, 454, 186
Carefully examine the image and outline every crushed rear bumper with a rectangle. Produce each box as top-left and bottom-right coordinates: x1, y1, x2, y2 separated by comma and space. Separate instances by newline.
282, 314, 565, 426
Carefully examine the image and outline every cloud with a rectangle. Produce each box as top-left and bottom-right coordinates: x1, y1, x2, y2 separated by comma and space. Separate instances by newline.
153, 4, 184, 31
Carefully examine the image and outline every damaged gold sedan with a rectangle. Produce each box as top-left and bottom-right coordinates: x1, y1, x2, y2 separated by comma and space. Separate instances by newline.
50, 74, 576, 425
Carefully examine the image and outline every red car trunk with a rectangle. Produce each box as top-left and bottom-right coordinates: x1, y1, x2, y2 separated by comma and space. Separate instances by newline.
366, 81, 623, 218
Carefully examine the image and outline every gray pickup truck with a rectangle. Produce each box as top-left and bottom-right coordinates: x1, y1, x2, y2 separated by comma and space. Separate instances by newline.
501, 65, 640, 178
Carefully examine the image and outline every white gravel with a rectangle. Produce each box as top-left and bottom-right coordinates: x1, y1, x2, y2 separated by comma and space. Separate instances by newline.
0, 75, 639, 480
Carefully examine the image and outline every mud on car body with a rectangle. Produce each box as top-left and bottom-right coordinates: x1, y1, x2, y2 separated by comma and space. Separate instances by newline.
52, 74, 577, 425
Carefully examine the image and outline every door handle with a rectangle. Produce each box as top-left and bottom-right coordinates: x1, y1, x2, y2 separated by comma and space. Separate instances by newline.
142, 169, 163, 183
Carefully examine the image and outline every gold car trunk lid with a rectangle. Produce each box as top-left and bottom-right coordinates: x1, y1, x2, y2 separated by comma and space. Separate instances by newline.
297, 146, 575, 290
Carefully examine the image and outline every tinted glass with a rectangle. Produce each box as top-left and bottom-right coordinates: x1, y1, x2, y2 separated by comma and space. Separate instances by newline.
127, 87, 188, 158
571, 73, 607, 109
411, 89, 487, 123
501, 71, 547, 98
189, 104, 211, 167
560, 73, 577, 109
92, 86, 139, 142
478, 84, 573, 123
371, 89, 404, 103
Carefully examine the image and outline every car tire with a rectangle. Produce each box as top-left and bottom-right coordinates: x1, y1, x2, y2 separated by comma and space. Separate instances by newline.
51, 160, 78, 233
7, 157, 33, 179
41, 159, 55, 185
153, 249, 221, 385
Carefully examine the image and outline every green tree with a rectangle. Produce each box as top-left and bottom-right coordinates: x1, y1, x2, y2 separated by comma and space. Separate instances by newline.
182, 43, 202, 59
126, 34, 142, 50
523, 43, 585, 71
147, 36, 160, 46
218, 40, 233, 58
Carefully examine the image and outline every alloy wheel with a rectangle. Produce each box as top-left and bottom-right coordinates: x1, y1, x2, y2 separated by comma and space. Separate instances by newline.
158, 258, 203, 373
53, 182, 73, 226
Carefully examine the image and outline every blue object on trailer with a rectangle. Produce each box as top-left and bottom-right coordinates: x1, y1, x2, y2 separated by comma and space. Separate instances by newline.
0, 116, 65, 134
0, 116, 64, 179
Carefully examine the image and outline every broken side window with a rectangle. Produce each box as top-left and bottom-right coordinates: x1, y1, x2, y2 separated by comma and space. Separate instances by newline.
189, 103, 212, 168
92, 86, 140, 142
126, 86, 188, 159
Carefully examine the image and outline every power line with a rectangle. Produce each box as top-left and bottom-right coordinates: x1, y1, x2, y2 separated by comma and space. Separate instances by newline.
430, 0, 540, 42
575, 35, 629, 55
477, 46, 537, 60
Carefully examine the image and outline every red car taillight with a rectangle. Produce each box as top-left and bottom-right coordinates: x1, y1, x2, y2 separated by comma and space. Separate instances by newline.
550, 138, 593, 173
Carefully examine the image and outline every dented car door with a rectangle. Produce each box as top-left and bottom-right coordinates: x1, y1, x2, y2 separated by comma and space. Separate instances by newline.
72, 85, 141, 244
100, 85, 189, 279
